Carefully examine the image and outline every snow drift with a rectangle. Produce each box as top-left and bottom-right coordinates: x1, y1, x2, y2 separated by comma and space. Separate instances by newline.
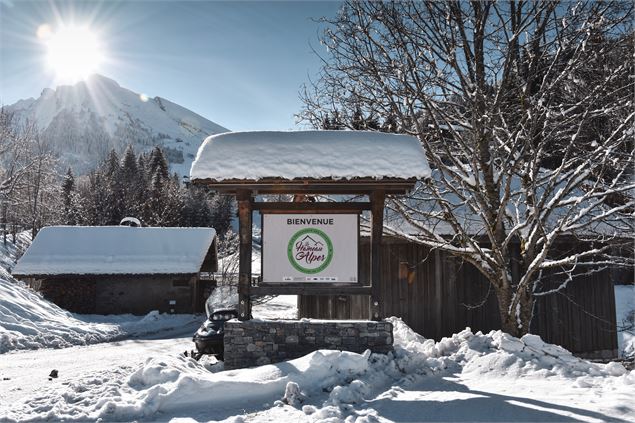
4, 317, 632, 422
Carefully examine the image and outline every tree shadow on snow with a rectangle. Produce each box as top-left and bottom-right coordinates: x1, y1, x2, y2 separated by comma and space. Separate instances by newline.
362, 375, 629, 422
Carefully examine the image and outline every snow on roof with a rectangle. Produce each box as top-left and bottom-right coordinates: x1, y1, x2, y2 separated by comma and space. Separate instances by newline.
12, 226, 216, 276
190, 130, 431, 182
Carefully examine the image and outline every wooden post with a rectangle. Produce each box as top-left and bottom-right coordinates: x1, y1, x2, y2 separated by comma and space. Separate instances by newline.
237, 190, 252, 320
370, 190, 385, 321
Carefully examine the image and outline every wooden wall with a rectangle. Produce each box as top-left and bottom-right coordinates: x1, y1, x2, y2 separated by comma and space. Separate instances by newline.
299, 238, 620, 358
31, 274, 203, 315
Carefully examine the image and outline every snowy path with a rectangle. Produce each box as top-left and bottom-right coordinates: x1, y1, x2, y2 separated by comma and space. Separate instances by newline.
0, 322, 201, 406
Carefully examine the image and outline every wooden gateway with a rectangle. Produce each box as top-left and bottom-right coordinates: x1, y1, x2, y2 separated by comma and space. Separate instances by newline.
190, 130, 431, 321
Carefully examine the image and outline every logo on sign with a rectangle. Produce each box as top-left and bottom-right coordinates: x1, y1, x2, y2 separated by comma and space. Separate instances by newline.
287, 228, 334, 274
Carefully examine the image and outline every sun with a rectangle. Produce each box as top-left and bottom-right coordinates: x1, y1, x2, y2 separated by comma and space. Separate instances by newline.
43, 25, 105, 82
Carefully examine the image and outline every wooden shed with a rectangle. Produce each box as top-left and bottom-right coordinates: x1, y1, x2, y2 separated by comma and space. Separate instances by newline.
12, 226, 218, 314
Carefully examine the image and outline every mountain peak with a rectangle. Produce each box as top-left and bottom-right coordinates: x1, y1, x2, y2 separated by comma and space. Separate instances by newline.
41, 87, 54, 97
6, 76, 229, 178
84, 73, 121, 88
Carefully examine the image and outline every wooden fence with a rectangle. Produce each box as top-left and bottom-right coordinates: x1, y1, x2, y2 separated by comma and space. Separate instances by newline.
299, 237, 622, 358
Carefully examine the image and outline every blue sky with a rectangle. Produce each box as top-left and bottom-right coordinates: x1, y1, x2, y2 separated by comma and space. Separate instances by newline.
0, 0, 341, 131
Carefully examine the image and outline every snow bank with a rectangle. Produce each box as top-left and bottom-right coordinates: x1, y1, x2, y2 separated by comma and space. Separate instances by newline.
5, 317, 632, 422
389, 317, 629, 379
190, 130, 431, 182
0, 271, 199, 353
2, 349, 368, 421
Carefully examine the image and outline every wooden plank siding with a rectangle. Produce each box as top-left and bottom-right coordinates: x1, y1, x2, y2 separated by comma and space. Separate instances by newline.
299, 237, 619, 358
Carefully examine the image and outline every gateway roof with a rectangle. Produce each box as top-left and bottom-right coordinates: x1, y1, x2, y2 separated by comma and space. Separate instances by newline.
12, 226, 217, 277
190, 130, 431, 185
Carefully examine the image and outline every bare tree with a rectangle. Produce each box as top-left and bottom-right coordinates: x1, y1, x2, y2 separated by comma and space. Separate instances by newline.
18, 135, 58, 238
0, 107, 59, 240
300, 1, 634, 336
1, 110, 41, 239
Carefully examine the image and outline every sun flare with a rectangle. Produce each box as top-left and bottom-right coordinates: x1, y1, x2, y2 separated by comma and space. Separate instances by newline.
44, 25, 104, 82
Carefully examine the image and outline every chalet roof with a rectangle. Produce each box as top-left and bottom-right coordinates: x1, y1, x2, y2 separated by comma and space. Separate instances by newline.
189, 130, 430, 194
12, 226, 217, 277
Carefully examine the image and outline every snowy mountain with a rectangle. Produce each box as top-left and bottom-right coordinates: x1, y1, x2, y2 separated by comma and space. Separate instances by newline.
6, 74, 229, 177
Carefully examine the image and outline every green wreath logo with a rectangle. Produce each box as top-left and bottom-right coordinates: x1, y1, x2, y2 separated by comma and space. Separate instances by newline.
287, 228, 334, 274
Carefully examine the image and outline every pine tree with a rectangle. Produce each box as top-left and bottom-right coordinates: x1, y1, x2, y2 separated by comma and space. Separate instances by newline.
137, 153, 148, 184
103, 149, 123, 224
79, 170, 109, 225
120, 145, 141, 218
147, 168, 164, 225
61, 167, 76, 225
164, 173, 185, 226
104, 149, 120, 179
209, 194, 235, 235
121, 145, 138, 181
149, 146, 169, 181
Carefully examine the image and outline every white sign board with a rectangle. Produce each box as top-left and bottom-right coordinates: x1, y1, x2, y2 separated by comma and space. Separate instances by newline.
262, 213, 358, 283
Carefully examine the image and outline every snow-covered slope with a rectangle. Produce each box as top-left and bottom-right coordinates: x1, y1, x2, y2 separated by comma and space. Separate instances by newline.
0, 269, 200, 353
0, 231, 30, 273
6, 74, 229, 177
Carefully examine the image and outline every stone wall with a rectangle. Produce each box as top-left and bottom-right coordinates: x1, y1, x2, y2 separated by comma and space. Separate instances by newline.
224, 320, 393, 370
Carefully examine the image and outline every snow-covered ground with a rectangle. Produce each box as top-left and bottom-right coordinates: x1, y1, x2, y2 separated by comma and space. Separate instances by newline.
1, 316, 633, 422
1, 234, 633, 422
2, 292, 634, 422
252, 295, 297, 320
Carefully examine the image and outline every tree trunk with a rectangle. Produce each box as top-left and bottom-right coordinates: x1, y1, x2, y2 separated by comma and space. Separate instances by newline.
495, 282, 533, 338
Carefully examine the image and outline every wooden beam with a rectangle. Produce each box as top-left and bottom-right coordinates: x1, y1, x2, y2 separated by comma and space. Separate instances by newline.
253, 202, 371, 213
251, 285, 372, 296
199, 185, 411, 195
237, 189, 253, 320
370, 190, 385, 320
191, 178, 417, 195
